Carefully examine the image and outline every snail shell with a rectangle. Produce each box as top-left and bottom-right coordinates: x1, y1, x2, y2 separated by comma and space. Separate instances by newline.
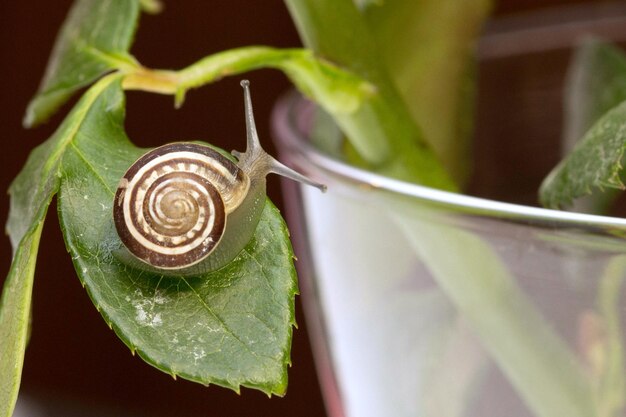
113, 80, 325, 276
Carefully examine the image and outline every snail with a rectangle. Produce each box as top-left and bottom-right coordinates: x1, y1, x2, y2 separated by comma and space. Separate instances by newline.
113, 80, 325, 276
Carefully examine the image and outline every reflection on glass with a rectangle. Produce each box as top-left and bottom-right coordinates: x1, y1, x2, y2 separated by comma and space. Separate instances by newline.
273, 8, 626, 415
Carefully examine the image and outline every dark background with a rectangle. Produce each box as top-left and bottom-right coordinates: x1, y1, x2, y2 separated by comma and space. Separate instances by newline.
0, 1, 610, 416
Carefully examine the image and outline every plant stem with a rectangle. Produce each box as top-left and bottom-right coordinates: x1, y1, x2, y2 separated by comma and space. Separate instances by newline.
122, 47, 456, 189
122, 46, 373, 115
283, 0, 457, 190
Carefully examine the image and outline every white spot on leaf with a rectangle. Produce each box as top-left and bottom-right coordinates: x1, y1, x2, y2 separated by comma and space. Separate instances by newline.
192, 346, 206, 363
132, 288, 167, 328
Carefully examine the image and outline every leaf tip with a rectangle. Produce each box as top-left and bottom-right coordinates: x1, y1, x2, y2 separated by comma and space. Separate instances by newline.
140, 0, 164, 14
22, 106, 39, 129
174, 89, 186, 108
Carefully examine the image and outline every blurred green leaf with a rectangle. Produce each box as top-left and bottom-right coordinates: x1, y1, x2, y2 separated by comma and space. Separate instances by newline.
564, 39, 626, 147
365, 0, 491, 184
24, 0, 141, 127
284, 0, 457, 190
540, 100, 626, 209
557, 39, 626, 212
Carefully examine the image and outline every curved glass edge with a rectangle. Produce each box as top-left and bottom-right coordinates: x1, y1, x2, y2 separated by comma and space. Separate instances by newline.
272, 91, 626, 238
479, 2, 626, 59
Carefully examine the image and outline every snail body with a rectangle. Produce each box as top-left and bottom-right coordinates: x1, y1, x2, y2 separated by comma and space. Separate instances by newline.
113, 81, 325, 276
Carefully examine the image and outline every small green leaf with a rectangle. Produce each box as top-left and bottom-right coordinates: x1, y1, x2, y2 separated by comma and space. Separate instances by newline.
24, 0, 141, 127
5, 74, 298, 398
540, 101, 626, 209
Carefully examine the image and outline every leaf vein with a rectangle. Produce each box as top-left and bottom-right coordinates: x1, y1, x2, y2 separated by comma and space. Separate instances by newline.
179, 277, 261, 360
68, 142, 115, 196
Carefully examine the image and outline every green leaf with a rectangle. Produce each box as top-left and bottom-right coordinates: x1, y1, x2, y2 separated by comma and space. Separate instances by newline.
1, 135, 70, 416
4, 75, 298, 400
0, 225, 44, 417
539, 100, 626, 209
1, 73, 119, 417
557, 39, 626, 213
364, 0, 491, 184
564, 39, 626, 148
59, 187, 297, 394
284, 0, 457, 190
24, 0, 141, 127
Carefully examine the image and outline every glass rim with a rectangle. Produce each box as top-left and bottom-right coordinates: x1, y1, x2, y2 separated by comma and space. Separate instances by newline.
271, 3, 626, 237
272, 91, 626, 236
478, 1, 626, 59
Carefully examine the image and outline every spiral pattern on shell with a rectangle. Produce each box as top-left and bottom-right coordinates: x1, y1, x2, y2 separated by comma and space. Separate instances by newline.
114, 143, 249, 269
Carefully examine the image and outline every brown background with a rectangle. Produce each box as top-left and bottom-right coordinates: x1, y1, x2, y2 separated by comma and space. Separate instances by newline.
0, 1, 608, 416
